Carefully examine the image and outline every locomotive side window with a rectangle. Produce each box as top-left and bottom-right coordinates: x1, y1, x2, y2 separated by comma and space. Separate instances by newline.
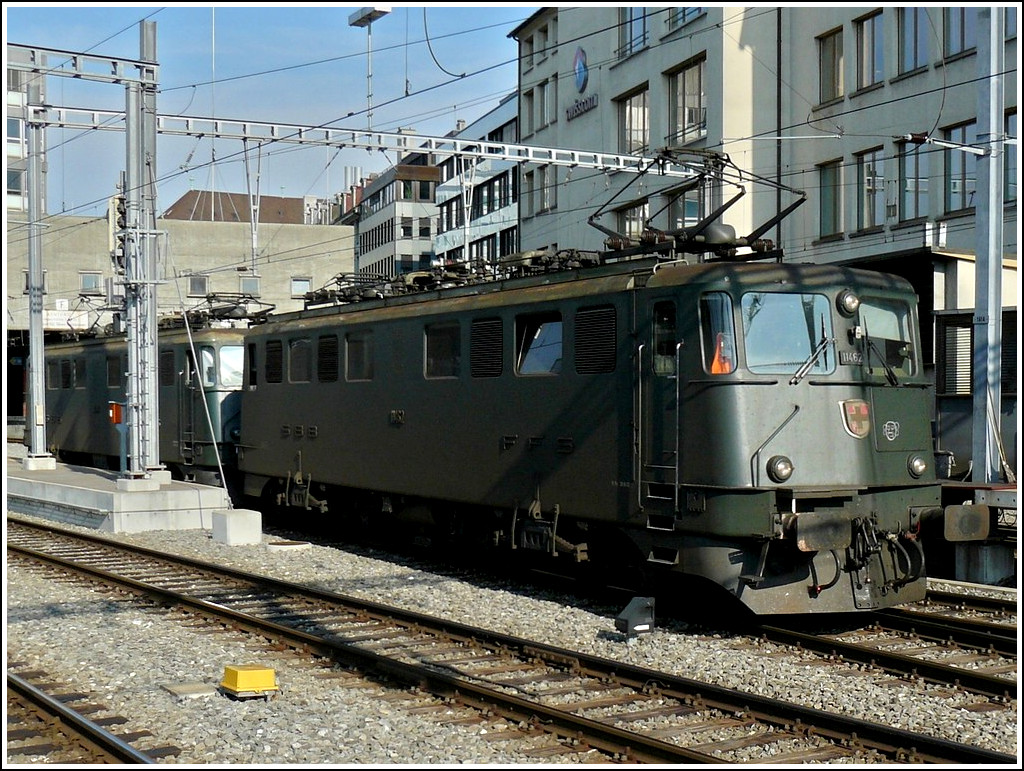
652, 301, 677, 375
742, 292, 835, 375
516, 312, 562, 375
860, 297, 917, 378
74, 358, 86, 389
265, 340, 284, 383
700, 293, 735, 374
346, 332, 374, 381
159, 350, 176, 387
317, 335, 339, 382
46, 360, 59, 389
575, 305, 616, 374
60, 359, 73, 389
288, 338, 312, 383
106, 356, 122, 388
246, 343, 258, 387
470, 318, 503, 378
425, 322, 461, 378
221, 346, 244, 387
200, 346, 217, 387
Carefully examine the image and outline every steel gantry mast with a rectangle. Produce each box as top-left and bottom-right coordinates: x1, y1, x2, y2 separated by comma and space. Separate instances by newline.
9, 26, 705, 486
11, 23, 166, 487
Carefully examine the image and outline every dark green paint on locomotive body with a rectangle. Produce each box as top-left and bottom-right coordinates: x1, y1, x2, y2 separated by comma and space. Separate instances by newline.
237, 259, 939, 614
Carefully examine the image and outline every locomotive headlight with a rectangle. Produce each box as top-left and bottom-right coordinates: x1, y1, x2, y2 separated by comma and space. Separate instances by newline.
907, 454, 928, 478
836, 289, 861, 316
767, 455, 794, 483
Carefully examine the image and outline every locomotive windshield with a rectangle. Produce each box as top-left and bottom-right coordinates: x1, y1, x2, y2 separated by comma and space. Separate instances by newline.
860, 297, 916, 380
220, 345, 244, 387
740, 292, 835, 376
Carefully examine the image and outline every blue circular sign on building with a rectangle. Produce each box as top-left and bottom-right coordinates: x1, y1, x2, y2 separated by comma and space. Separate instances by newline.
573, 47, 589, 93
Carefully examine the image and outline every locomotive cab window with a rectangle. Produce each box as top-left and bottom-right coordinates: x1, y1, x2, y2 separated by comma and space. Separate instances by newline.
106, 355, 122, 388
289, 338, 312, 383
221, 346, 244, 387
700, 293, 735, 374
200, 346, 217, 387
516, 312, 562, 375
742, 292, 836, 376
653, 301, 677, 375
860, 297, 917, 379
425, 322, 461, 378
346, 332, 374, 381
46, 360, 59, 389
159, 350, 176, 387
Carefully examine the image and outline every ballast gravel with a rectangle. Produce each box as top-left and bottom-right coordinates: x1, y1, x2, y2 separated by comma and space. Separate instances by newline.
5, 505, 1020, 764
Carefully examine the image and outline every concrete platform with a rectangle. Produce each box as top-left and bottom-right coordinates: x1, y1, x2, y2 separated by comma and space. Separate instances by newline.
6, 456, 232, 533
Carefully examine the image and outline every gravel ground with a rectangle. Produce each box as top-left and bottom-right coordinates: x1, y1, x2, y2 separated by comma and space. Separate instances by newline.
4, 445, 1021, 763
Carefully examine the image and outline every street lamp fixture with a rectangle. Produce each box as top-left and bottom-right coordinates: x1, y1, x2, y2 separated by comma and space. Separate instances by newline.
349, 7, 391, 133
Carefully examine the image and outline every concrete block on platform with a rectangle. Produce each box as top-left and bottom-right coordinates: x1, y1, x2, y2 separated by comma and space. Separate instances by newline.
213, 508, 263, 545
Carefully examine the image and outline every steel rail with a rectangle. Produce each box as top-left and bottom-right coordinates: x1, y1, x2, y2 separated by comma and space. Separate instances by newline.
7, 673, 156, 764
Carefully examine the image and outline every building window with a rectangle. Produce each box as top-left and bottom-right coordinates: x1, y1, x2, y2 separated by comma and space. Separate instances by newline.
818, 28, 844, 103
8, 168, 24, 196
1006, 112, 1017, 202
818, 159, 842, 237
898, 8, 929, 73
617, 203, 649, 241
7, 116, 23, 142
944, 121, 977, 212
401, 216, 413, 238
669, 57, 706, 146
619, 7, 648, 58
1007, 8, 1017, 39
240, 274, 260, 296
856, 148, 885, 229
899, 140, 930, 221
291, 276, 311, 298
80, 272, 102, 295
499, 226, 518, 256
620, 88, 649, 155
669, 7, 703, 30
856, 11, 884, 89
540, 164, 557, 212
944, 7, 977, 57
188, 273, 208, 297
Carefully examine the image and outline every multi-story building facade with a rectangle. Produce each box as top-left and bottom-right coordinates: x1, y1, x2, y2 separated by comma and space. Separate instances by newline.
352, 158, 440, 279
509, 7, 1017, 312
434, 93, 520, 270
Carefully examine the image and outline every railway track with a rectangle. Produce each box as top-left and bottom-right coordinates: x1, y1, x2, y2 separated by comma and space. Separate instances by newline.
6, 516, 1015, 765
6, 667, 178, 764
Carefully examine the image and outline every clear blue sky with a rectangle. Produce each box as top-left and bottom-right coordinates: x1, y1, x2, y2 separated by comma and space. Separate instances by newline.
5, 3, 539, 217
